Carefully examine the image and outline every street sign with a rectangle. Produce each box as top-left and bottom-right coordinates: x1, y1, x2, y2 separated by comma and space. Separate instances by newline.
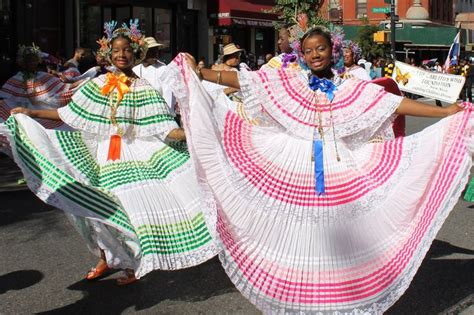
372, 7, 391, 13
383, 22, 404, 29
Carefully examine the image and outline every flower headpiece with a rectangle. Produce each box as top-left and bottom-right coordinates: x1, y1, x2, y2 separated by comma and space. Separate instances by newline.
16, 43, 42, 63
328, 24, 345, 75
96, 19, 148, 65
342, 40, 362, 63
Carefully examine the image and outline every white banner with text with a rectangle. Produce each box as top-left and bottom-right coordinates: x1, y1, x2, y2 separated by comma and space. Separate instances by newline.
392, 61, 465, 103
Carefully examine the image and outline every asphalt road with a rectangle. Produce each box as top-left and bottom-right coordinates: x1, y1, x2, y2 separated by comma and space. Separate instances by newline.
0, 103, 473, 314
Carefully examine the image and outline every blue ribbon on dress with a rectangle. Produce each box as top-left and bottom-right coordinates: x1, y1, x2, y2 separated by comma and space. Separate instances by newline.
281, 53, 297, 68
308, 75, 336, 101
313, 139, 325, 194
308, 75, 337, 195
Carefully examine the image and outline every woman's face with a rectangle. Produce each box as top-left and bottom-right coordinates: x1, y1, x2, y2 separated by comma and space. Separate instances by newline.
22, 54, 40, 72
110, 37, 135, 71
343, 48, 355, 67
278, 29, 292, 54
225, 52, 241, 67
302, 35, 332, 75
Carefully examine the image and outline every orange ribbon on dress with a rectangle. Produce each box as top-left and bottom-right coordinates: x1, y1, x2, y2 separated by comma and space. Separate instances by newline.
107, 134, 122, 161
100, 72, 130, 103
100, 73, 131, 161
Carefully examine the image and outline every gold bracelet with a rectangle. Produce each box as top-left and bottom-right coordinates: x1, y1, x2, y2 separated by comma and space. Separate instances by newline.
216, 71, 221, 85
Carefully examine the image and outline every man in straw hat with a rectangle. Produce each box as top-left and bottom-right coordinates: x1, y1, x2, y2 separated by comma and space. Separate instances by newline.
133, 37, 176, 115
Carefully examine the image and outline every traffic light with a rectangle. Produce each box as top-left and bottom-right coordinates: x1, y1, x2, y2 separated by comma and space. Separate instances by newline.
373, 31, 387, 43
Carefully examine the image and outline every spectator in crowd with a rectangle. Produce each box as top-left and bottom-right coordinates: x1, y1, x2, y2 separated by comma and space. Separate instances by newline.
265, 53, 274, 64
341, 40, 371, 81
460, 58, 472, 102
466, 58, 473, 103
58, 47, 87, 81
277, 26, 293, 54
64, 47, 86, 69
384, 58, 395, 78
374, 57, 385, 78
197, 57, 206, 70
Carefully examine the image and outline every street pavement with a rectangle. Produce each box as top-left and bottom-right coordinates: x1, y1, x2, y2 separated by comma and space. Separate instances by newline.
0, 99, 473, 314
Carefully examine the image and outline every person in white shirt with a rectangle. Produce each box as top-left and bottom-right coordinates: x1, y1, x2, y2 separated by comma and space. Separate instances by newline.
132, 37, 176, 115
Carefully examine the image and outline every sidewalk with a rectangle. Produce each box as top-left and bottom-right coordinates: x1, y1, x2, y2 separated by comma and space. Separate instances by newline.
442, 294, 474, 314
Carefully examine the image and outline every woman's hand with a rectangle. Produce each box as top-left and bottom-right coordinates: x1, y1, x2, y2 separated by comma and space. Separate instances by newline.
70, 79, 84, 89
185, 53, 197, 70
224, 87, 239, 95
11, 107, 34, 117
445, 101, 465, 116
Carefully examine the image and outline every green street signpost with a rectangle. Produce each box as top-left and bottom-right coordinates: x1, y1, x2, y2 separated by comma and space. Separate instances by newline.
372, 7, 391, 13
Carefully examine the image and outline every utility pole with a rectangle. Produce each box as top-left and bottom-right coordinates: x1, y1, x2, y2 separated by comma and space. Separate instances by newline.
390, 0, 396, 60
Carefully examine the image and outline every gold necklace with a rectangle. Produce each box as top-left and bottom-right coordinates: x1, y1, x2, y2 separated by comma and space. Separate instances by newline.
311, 85, 341, 162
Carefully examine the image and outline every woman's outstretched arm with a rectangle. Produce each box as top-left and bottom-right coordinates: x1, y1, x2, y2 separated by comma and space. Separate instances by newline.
185, 53, 240, 89
395, 98, 463, 118
10, 108, 62, 121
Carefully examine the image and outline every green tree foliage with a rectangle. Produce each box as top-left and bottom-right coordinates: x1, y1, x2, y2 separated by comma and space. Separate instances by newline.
269, 0, 327, 27
356, 18, 389, 59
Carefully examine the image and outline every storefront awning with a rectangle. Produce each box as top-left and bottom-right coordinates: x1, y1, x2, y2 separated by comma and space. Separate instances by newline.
208, 0, 278, 27
456, 13, 474, 31
343, 23, 457, 46
394, 24, 458, 46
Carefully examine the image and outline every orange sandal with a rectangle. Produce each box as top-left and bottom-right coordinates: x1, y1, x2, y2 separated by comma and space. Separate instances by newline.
116, 269, 137, 286
86, 264, 110, 281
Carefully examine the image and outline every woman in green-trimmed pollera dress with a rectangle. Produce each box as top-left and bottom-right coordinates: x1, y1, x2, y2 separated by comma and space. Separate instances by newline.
2, 21, 218, 285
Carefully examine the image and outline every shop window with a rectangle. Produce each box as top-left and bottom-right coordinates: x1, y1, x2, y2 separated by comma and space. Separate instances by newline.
0, 0, 12, 83
115, 6, 131, 25
133, 7, 152, 37
80, 4, 101, 52
154, 8, 172, 62
356, 0, 367, 18
104, 7, 111, 22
